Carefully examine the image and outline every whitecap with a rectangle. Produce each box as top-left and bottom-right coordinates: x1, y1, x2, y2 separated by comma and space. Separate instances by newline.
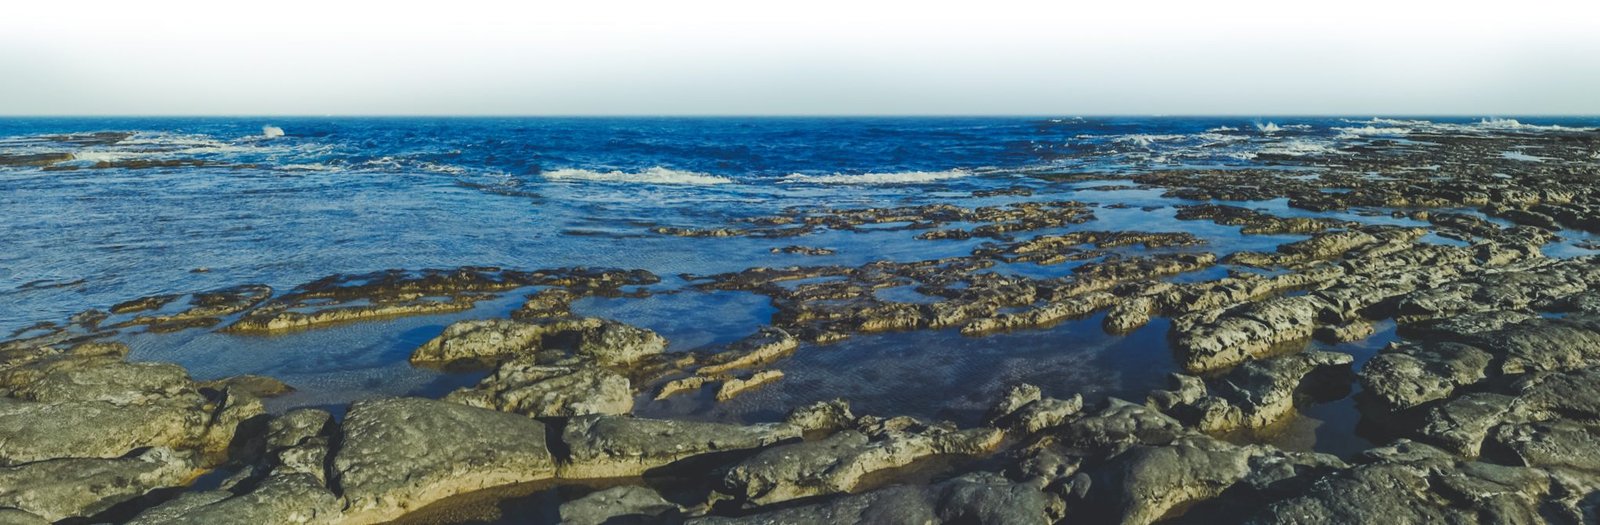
779, 169, 972, 185
541, 167, 732, 185
1206, 126, 1240, 132
262, 125, 285, 139
1257, 139, 1343, 157
1255, 122, 1282, 134
1501, 151, 1547, 162
1333, 125, 1412, 139
1113, 134, 1188, 148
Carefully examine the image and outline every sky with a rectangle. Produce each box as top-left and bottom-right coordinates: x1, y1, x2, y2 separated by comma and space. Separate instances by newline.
2, 0, 1598, 116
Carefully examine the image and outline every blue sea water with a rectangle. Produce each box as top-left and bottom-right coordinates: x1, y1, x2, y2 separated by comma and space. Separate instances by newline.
2, 116, 1597, 452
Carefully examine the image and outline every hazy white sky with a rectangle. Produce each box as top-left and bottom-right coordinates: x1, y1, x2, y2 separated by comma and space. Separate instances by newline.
3, 0, 1597, 115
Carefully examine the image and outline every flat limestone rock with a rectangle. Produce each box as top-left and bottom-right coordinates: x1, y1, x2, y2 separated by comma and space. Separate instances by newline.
8, 360, 194, 405
559, 485, 680, 525
694, 472, 1053, 525
722, 424, 1004, 506
332, 397, 557, 524
0, 397, 214, 465
0, 447, 198, 523
126, 473, 342, 525
560, 415, 802, 479
409, 318, 600, 366
445, 361, 633, 417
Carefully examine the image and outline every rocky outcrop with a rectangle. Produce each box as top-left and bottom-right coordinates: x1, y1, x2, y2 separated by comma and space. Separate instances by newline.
721, 419, 1004, 506
1154, 351, 1354, 433
0, 447, 198, 523
559, 415, 800, 479
411, 317, 665, 367
559, 486, 681, 525
694, 472, 1057, 525
445, 360, 633, 417
332, 397, 557, 524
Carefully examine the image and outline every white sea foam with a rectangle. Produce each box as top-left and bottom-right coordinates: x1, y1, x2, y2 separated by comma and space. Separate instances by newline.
278, 163, 341, 172
780, 169, 973, 185
262, 125, 285, 139
1334, 125, 1413, 138
541, 167, 732, 185
1113, 134, 1188, 148
1206, 126, 1240, 132
1257, 139, 1343, 157
1255, 122, 1282, 134
1501, 151, 1546, 162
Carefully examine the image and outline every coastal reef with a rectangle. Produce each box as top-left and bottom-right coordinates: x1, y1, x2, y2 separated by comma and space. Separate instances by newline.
4, 123, 1600, 524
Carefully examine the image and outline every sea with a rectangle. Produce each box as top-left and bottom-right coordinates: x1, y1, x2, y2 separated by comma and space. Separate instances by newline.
3, 116, 1598, 456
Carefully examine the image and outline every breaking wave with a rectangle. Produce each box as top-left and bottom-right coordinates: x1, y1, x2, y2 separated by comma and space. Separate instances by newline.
779, 169, 973, 185
540, 167, 733, 185
262, 125, 285, 139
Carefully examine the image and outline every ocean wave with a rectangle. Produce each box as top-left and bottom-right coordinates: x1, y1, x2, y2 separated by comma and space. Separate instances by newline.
1257, 139, 1344, 157
779, 169, 973, 185
1113, 134, 1189, 148
541, 167, 733, 185
1206, 126, 1240, 132
1255, 122, 1282, 134
1333, 125, 1413, 138
262, 125, 285, 139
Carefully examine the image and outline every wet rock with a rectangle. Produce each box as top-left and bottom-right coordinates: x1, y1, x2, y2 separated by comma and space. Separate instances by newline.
0, 509, 47, 525
716, 370, 784, 401
446, 361, 633, 417
985, 384, 1083, 434
0, 152, 74, 167
229, 295, 483, 334
332, 397, 557, 524
559, 415, 800, 479
411, 317, 664, 368
576, 320, 668, 366
200, 374, 295, 398
262, 408, 334, 484
784, 399, 856, 433
1053, 398, 1186, 456
0, 386, 259, 466
1175, 204, 1357, 235
772, 245, 836, 256
0, 447, 198, 523
4, 359, 192, 405
1410, 392, 1518, 457
696, 328, 799, 375
1163, 351, 1354, 433
411, 317, 597, 366
1361, 341, 1493, 410
694, 471, 1054, 525
1489, 420, 1600, 472
655, 375, 714, 400
560, 486, 680, 525
112, 285, 273, 333
1103, 295, 1155, 333
1172, 295, 1328, 373
511, 288, 578, 320
722, 420, 1004, 506
126, 473, 342, 525
1086, 435, 1341, 525
1245, 441, 1555, 524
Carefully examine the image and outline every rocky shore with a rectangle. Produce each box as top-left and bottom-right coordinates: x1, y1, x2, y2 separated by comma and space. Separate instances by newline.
3, 126, 1600, 523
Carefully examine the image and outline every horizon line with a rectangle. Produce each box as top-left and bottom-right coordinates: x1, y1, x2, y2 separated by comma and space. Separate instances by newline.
3, 113, 1599, 119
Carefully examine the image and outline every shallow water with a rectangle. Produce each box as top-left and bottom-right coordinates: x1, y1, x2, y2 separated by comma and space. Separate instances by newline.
5, 116, 1599, 457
